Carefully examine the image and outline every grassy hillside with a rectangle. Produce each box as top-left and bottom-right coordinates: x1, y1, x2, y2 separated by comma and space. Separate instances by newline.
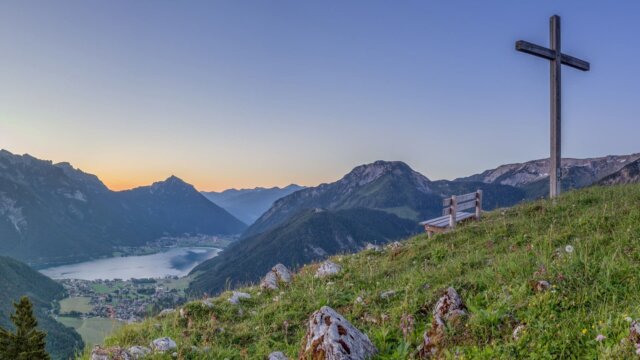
0, 256, 83, 359
189, 208, 419, 296
92, 185, 640, 358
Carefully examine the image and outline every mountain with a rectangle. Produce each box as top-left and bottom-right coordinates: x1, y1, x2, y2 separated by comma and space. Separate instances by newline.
458, 154, 640, 198
201, 184, 304, 225
0, 150, 246, 265
0, 256, 83, 360
598, 158, 640, 185
242, 160, 525, 239
188, 208, 419, 295
99, 184, 640, 359
118, 176, 246, 237
189, 161, 525, 295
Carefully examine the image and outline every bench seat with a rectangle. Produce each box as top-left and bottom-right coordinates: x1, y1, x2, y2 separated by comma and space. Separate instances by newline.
419, 190, 483, 238
420, 211, 475, 228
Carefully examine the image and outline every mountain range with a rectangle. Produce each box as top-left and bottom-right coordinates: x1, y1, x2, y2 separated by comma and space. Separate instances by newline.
201, 184, 304, 225
0, 256, 83, 360
457, 153, 640, 197
0, 150, 245, 266
189, 154, 640, 295
189, 160, 526, 295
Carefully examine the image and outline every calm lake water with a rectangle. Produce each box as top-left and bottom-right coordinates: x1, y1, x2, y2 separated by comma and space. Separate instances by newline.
40, 247, 221, 280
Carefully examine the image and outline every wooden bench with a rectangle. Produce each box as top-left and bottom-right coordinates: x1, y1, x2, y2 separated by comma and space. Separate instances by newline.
420, 190, 483, 238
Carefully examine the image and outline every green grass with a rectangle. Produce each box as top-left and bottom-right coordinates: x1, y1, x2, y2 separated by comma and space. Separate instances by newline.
86, 185, 640, 358
59, 297, 94, 314
58, 316, 124, 347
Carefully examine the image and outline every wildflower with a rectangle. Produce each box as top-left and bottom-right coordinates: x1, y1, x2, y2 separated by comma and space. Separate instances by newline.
581, 328, 587, 335
595, 334, 606, 342
400, 313, 415, 341
626, 317, 633, 323
565, 245, 574, 253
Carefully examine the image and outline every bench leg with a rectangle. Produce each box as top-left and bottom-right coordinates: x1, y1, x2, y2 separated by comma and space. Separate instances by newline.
427, 230, 433, 238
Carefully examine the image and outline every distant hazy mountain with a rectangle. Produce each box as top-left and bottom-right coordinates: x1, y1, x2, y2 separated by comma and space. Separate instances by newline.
457, 154, 640, 198
0, 150, 245, 265
0, 256, 83, 360
242, 160, 524, 239
598, 159, 640, 185
189, 208, 418, 295
201, 184, 303, 225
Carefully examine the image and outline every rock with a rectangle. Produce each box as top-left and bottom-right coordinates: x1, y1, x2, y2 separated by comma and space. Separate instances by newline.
272, 263, 292, 283
354, 296, 364, 305
417, 287, 467, 357
512, 325, 526, 340
630, 320, 640, 345
380, 290, 396, 299
268, 351, 289, 360
158, 308, 175, 317
386, 241, 403, 250
416, 332, 436, 358
315, 260, 342, 278
533, 280, 551, 292
228, 291, 251, 305
365, 243, 382, 252
300, 306, 377, 359
260, 264, 293, 290
150, 337, 177, 352
128, 346, 151, 359
90, 346, 132, 360
433, 287, 466, 322
260, 271, 279, 290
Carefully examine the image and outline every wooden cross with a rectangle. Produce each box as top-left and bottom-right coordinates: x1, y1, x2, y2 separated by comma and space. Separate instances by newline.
515, 15, 590, 198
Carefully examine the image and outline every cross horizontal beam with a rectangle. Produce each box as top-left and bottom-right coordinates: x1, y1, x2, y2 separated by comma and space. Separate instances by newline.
515, 40, 590, 71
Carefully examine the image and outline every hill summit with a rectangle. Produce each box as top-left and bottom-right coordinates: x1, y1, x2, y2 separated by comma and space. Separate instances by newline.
93, 184, 640, 358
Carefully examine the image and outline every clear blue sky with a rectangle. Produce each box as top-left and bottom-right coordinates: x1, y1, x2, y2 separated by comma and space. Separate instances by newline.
1, 1, 638, 190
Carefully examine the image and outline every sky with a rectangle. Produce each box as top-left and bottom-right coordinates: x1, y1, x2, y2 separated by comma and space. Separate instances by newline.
1, 1, 639, 191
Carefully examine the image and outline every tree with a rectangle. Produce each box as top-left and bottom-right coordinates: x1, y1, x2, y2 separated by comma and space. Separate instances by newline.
0, 296, 50, 360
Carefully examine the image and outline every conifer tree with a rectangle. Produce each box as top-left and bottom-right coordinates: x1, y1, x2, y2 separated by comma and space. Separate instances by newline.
0, 296, 50, 360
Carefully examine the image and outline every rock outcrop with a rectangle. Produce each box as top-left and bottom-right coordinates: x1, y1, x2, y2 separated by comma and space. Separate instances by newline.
315, 261, 342, 278
260, 263, 293, 290
300, 306, 377, 359
150, 337, 177, 352
418, 287, 467, 358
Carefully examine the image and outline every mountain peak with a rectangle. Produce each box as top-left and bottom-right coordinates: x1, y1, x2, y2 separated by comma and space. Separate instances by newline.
149, 175, 195, 193
341, 160, 430, 189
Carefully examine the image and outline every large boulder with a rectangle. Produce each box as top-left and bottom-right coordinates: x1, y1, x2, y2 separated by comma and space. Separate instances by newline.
261, 264, 294, 290
315, 261, 342, 278
300, 306, 377, 359
260, 271, 279, 290
90, 346, 132, 360
150, 337, 177, 352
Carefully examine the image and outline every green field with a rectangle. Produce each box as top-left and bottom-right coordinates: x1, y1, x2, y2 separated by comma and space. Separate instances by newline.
57, 316, 124, 347
59, 296, 94, 314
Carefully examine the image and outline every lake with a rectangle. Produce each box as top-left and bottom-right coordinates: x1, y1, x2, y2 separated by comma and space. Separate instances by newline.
40, 247, 220, 280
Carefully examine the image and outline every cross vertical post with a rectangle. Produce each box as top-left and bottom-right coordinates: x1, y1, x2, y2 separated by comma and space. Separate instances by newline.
515, 15, 590, 199
550, 15, 561, 198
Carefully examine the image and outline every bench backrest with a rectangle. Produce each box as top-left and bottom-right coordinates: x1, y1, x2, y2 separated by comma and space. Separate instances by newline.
442, 190, 483, 228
